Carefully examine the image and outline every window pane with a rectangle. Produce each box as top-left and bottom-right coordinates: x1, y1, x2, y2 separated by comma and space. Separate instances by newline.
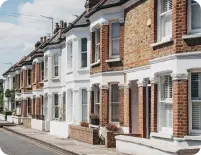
95, 104, 100, 115
112, 39, 120, 56
96, 29, 100, 44
55, 106, 59, 118
82, 89, 87, 105
161, 0, 172, 13
163, 104, 173, 128
111, 103, 120, 122
161, 15, 172, 39
111, 84, 119, 102
54, 55, 59, 65
192, 102, 201, 130
81, 53, 87, 68
82, 105, 88, 121
54, 66, 59, 77
81, 38, 87, 52
192, 2, 201, 30
95, 45, 100, 61
191, 73, 199, 98
54, 94, 58, 105
112, 23, 120, 38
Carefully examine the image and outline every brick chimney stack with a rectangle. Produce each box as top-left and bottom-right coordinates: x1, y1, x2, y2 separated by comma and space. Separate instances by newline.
54, 23, 59, 34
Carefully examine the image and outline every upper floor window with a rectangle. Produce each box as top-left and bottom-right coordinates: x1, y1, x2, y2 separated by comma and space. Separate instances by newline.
53, 54, 59, 77
20, 71, 23, 87
45, 56, 48, 80
95, 28, 100, 62
110, 22, 120, 58
27, 69, 31, 86
67, 43, 73, 70
13, 77, 15, 89
158, 0, 172, 42
41, 62, 44, 81
189, 0, 201, 34
33, 65, 36, 83
81, 38, 87, 68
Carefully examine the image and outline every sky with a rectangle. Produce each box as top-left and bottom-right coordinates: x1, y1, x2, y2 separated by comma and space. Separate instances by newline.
0, 0, 85, 76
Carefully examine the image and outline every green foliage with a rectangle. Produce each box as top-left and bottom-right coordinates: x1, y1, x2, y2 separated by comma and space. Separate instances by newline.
5, 89, 11, 98
0, 88, 4, 109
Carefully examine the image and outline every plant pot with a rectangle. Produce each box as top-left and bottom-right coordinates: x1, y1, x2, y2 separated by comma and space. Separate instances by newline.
91, 119, 100, 125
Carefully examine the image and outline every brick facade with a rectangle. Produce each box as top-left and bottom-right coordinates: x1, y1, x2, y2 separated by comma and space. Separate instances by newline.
124, 86, 131, 131
35, 97, 41, 115
119, 85, 124, 125
151, 83, 157, 133
21, 100, 27, 117
173, 79, 188, 138
100, 86, 109, 126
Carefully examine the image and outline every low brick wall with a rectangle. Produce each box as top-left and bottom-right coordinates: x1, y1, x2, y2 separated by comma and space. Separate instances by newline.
106, 132, 142, 148
22, 118, 31, 128
69, 125, 99, 145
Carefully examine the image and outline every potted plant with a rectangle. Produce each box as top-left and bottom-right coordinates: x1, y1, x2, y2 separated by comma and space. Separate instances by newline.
80, 121, 89, 128
89, 113, 100, 125
105, 123, 118, 132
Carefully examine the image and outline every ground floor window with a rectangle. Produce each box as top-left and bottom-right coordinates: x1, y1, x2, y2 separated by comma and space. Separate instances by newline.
82, 89, 88, 121
94, 85, 100, 115
110, 84, 120, 122
67, 90, 73, 122
63, 92, 66, 121
27, 98, 31, 116
159, 75, 173, 133
54, 94, 59, 120
33, 96, 36, 116
40, 95, 44, 116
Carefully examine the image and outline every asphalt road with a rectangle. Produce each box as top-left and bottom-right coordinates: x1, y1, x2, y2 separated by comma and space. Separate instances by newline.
0, 129, 61, 155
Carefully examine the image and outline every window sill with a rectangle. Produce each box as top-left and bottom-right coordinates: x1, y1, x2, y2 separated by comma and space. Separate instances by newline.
183, 33, 201, 40
44, 79, 48, 82
66, 70, 73, 75
77, 68, 89, 73
32, 83, 36, 85
184, 135, 201, 141
51, 77, 60, 81
39, 82, 44, 84
150, 132, 173, 140
90, 60, 100, 67
26, 86, 32, 89
150, 38, 173, 48
106, 58, 121, 63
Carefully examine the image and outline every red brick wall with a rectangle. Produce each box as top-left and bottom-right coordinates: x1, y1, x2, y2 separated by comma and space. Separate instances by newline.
138, 86, 146, 138
173, 80, 188, 138
89, 90, 94, 115
119, 85, 124, 126
35, 63, 41, 89
21, 100, 27, 117
100, 86, 109, 126
124, 86, 131, 129
35, 97, 41, 115
151, 83, 157, 132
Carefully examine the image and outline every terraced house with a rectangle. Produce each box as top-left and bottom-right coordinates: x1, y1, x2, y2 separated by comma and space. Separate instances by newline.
2, 0, 201, 154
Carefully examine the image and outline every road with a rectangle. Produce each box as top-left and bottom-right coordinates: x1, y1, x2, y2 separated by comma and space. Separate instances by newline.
0, 129, 62, 155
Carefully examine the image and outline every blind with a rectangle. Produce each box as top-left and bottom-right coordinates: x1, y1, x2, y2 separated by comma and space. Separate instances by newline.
163, 104, 173, 128
192, 102, 201, 130
191, 73, 199, 99
161, 0, 172, 13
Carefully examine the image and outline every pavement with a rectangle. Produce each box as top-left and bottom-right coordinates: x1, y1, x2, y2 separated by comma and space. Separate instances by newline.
0, 120, 15, 127
3, 126, 117, 155
0, 129, 60, 155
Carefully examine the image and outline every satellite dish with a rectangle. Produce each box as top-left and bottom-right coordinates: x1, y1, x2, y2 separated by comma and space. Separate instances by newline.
0, 148, 7, 155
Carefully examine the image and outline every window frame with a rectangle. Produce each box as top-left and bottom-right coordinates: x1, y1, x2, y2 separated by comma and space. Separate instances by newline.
27, 69, 32, 86
81, 38, 88, 68
157, 0, 173, 42
67, 42, 73, 71
81, 89, 88, 121
109, 83, 120, 124
53, 54, 59, 78
53, 93, 59, 120
40, 62, 44, 82
44, 56, 48, 80
158, 74, 173, 134
27, 98, 31, 116
95, 28, 100, 62
109, 21, 120, 59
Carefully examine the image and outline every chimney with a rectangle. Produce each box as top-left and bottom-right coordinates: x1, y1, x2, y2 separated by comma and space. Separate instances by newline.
54, 23, 59, 34
43, 36, 47, 42
85, 0, 100, 11
40, 37, 43, 43
60, 20, 64, 28
64, 22, 67, 28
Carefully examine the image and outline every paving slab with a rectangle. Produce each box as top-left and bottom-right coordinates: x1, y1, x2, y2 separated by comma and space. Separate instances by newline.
3, 126, 117, 155
0, 120, 15, 127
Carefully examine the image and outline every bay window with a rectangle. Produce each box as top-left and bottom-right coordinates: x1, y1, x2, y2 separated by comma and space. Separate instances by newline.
95, 28, 100, 62
110, 84, 120, 122
158, 0, 172, 42
27, 69, 31, 86
110, 22, 120, 58
53, 54, 59, 77
190, 72, 201, 132
159, 75, 173, 133
81, 38, 87, 68
54, 94, 59, 119
33, 65, 36, 83
40, 62, 44, 81
67, 43, 73, 70
189, 0, 201, 34
82, 89, 88, 121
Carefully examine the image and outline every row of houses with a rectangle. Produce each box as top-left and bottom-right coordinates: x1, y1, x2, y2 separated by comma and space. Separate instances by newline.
2, 0, 201, 154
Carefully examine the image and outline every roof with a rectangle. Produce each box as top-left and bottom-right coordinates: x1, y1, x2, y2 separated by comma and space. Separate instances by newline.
85, 0, 129, 17
63, 11, 90, 33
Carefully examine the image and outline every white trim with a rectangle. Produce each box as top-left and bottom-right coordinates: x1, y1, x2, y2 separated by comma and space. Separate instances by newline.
90, 60, 100, 67
150, 38, 173, 48
106, 58, 121, 63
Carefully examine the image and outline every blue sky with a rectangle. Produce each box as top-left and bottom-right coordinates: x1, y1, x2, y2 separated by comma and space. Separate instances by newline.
0, 0, 85, 76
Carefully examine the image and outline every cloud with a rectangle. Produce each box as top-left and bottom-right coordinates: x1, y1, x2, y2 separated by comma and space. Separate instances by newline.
0, 0, 85, 75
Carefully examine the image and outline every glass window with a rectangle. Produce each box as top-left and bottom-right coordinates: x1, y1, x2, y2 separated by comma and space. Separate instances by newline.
21, 71, 23, 87
67, 43, 73, 70
53, 55, 59, 77
41, 62, 44, 81
158, 0, 172, 41
94, 85, 100, 115
27, 69, 31, 86
82, 89, 88, 121
111, 22, 120, 57
81, 38, 87, 68
54, 94, 59, 119
45, 56, 48, 80
27, 98, 31, 116
95, 28, 100, 62
110, 84, 120, 122
63, 92, 66, 122
40, 96, 44, 116
190, 0, 201, 33
67, 91, 73, 122
33, 65, 36, 83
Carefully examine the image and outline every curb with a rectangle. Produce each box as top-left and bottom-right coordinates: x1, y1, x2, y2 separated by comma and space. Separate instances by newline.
3, 126, 79, 155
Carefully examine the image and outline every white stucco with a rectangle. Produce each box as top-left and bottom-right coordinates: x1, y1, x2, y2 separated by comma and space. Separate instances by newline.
31, 119, 45, 131
0, 114, 5, 121
7, 115, 14, 123
50, 121, 70, 138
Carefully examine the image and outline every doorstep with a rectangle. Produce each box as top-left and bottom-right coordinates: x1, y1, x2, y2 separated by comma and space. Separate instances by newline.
3, 126, 116, 155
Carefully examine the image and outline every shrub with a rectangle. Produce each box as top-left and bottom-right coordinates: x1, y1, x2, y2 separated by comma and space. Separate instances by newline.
80, 121, 89, 128
89, 113, 99, 120
106, 123, 118, 132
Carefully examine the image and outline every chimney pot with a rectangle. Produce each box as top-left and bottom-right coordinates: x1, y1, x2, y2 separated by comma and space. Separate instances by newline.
40, 37, 43, 43
64, 22, 67, 28
44, 36, 47, 42
60, 20, 64, 28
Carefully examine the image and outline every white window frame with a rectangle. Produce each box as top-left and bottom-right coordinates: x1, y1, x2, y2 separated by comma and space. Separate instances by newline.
81, 89, 88, 121
44, 56, 48, 80
33, 65, 36, 84
109, 21, 120, 59
27, 69, 31, 86
53, 94, 59, 120
63, 92, 66, 122
94, 85, 100, 115
158, 74, 173, 134
40, 62, 44, 82
53, 54, 59, 78
40, 95, 44, 116
189, 71, 201, 134
20, 71, 24, 87
157, 0, 172, 42
95, 28, 100, 62
109, 83, 120, 124
67, 42, 73, 71
81, 38, 88, 68
188, 0, 201, 34
67, 90, 73, 122
27, 98, 31, 116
